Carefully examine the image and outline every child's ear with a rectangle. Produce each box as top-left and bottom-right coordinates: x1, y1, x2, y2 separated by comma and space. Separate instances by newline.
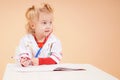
30, 22, 35, 29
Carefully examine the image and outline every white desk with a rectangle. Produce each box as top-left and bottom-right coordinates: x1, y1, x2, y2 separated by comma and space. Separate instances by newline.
3, 63, 118, 80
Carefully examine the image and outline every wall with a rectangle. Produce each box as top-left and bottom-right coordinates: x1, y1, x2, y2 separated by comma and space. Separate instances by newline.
0, 0, 120, 79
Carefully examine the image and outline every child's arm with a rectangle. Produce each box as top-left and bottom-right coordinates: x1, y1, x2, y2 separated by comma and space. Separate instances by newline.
39, 57, 56, 65
32, 40, 62, 65
15, 36, 33, 67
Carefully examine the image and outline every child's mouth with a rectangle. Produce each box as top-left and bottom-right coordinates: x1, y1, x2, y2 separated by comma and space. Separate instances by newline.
45, 30, 50, 32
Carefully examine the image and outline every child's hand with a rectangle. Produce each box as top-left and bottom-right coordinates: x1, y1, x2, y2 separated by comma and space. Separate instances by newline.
20, 57, 32, 67
31, 58, 39, 66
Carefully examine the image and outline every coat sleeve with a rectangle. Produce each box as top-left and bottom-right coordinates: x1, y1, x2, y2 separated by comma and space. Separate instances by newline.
15, 36, 32, 62
49, 40, 62, 64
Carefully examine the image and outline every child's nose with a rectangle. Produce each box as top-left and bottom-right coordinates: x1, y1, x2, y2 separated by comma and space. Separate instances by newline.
46, 23, 51, 28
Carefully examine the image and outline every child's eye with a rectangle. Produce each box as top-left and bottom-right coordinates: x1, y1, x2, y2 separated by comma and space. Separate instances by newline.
43, 21, 47, 24
50, 21, 52, 24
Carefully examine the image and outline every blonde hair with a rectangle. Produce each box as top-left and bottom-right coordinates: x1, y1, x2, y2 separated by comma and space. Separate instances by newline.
25, 3, 53, 34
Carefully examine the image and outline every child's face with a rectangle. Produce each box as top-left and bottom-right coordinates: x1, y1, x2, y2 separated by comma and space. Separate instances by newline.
33, 12, 53, 38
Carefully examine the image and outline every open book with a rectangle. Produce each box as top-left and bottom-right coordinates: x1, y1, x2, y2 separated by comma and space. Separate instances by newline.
53, 67, 86, 71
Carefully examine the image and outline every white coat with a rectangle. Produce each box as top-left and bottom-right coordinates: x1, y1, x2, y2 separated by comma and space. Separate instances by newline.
15, 33, 62, 64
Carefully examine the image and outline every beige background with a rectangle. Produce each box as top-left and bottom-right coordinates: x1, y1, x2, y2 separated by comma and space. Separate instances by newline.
0, 0, 120, 79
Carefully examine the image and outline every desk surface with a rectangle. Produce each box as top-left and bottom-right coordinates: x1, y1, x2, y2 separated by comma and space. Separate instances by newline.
3, 63, 118, 80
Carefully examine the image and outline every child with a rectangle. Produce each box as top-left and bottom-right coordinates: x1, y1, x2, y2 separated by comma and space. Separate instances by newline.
15, 3, 62, 67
